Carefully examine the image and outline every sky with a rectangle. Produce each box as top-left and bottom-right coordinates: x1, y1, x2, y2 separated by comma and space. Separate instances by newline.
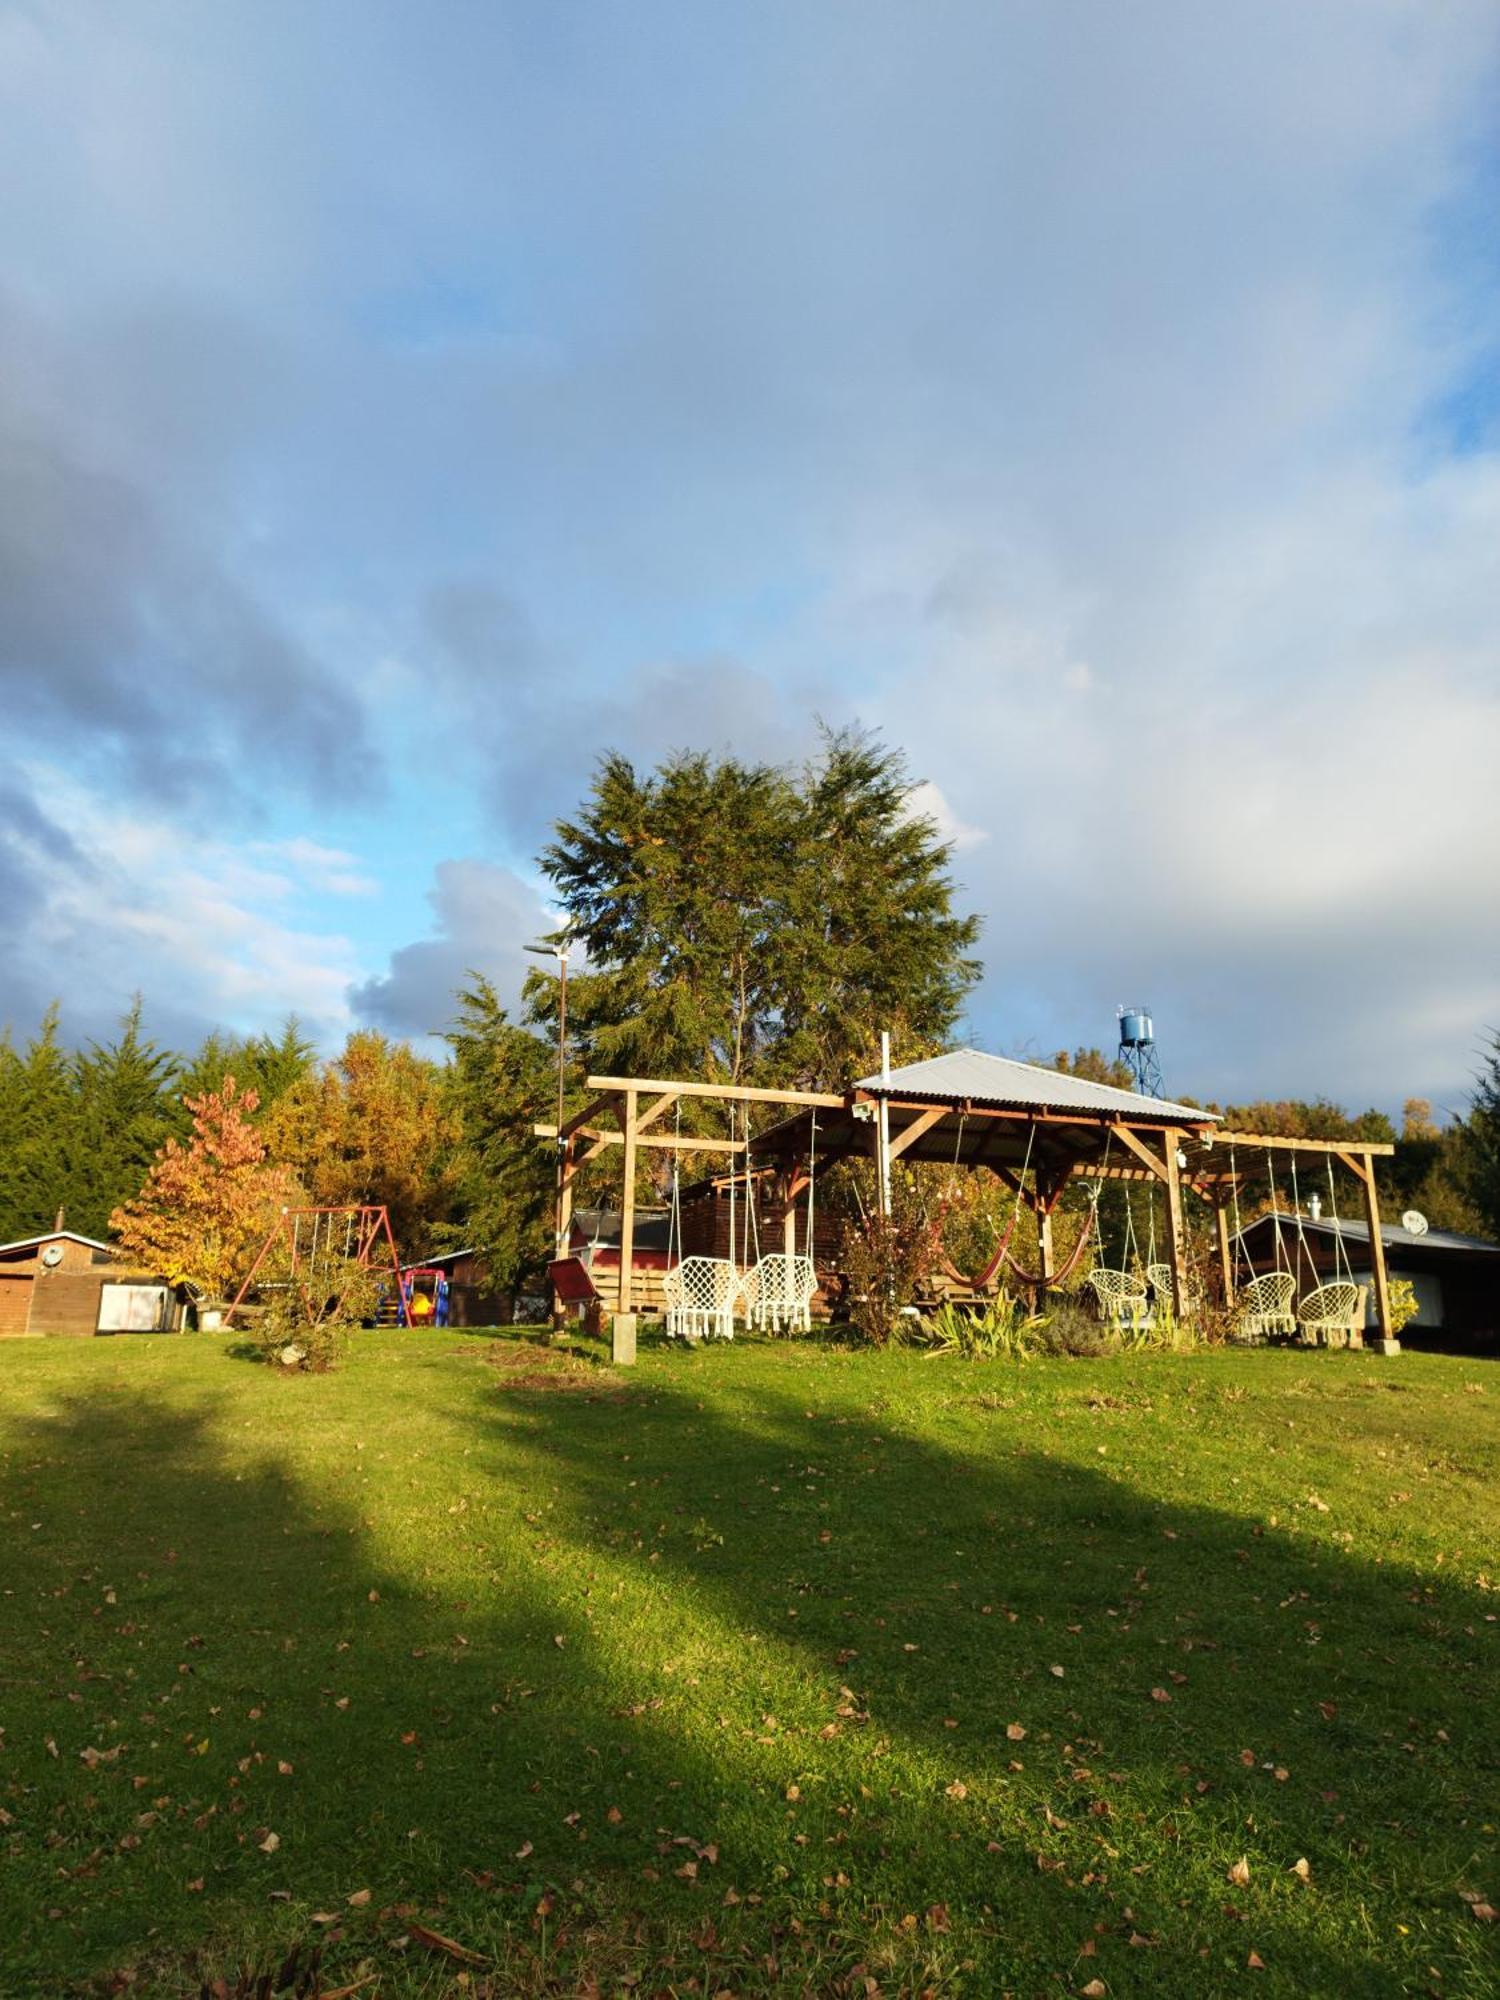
2, 1, 1499, 1116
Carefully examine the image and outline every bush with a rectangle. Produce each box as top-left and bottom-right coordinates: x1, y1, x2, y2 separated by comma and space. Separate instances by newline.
1385, 1276, 1420, 1337
915, 1293, 1047, 1360
248, 1251, 382, 1372
839, 1176, 946, 1347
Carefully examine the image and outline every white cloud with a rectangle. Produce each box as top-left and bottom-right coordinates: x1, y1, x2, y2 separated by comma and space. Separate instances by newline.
5, 765, 363, 1046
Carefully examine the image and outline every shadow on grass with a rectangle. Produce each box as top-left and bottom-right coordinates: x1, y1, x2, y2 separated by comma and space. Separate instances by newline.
0, 1368, 1494, 1998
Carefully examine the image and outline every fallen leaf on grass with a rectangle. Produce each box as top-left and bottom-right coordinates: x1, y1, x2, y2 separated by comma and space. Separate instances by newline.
1049, 1665, 1065, 1678
346, 1887, 371, 1906
310, 1912, 338, 1925
1248, 1951, 1267, 1969
1149, 1688, 1171, 1704
1081, 1981, 1107, 1998
945, 1781, 968, 1800
514, 1840, 534, 1859
1228, 1857, 1251, 1887
1317, 1701, 1338, 1722
1290, 1858, 1310, 1881
1006, 1723, 1027, 1742
408, 1920, 487, 1965
258, 1832, 280, 1855
606, 1806, 623, 1824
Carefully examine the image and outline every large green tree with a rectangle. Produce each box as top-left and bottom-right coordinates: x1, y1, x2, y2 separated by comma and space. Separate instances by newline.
441, 978, 560, 1291
69, 1000, 181, 1237
537, 729, 981, 1091
1459, 1031, 1500, 1239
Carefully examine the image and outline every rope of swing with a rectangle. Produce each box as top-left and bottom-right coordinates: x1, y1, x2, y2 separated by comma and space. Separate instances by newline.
1000, 1121, 1102, 1288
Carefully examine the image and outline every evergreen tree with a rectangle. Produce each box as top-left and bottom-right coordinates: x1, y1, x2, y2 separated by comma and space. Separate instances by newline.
538, 728, 981, 1091
70, 1000, 180, 1237
1460, 1031, 1500, 1239
442, 978, 559, 1291
0, 1006, 82, 1239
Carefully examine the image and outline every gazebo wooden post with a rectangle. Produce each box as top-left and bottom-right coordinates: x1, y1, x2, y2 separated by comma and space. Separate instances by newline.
618, 1088, 638, 1316
1213, 1195, 1234, 1304
1357, 1148, 1395, 1350
1162, 1127, 1189, 1319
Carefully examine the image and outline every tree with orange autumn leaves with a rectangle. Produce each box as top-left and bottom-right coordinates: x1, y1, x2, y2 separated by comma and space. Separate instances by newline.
260, 1031, 460, 1253
110, 1077, 292, 1301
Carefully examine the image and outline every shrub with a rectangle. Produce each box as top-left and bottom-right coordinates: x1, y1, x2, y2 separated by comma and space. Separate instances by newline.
916, 1293, 1047, 1360
248, 1251, 382, 1373
839, 1176, 946, 1347
1385, 1276, 1420, 1337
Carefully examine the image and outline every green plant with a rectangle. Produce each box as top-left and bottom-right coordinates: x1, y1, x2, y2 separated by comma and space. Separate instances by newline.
249, 1250, 382, 1372
839, 1174, 946, 1347
1385, 1275, 1421, 1337
916, 1292, 1047, 1360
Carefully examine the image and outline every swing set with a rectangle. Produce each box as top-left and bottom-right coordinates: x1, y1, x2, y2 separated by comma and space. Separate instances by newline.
1221, 1141, 1368, 1345
225, 1205, 409, 1329
661, 1099, 820, 1340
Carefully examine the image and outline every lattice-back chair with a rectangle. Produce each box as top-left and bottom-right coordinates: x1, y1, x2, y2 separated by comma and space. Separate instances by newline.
1234, 1271, 1296, 1343
1085, 1267, 1152, 1328
662, 1256, 740, 1342
1297, 1281, 1367, 1349
743, 1254, 818, 1334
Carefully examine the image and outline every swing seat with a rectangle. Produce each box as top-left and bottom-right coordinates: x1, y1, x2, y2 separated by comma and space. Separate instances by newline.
1085, 1268, 1152, 1328
1234, 1271, 1296, 1343
742, 1254, 818, 1333
1296, 1282, 1367, 1349
662, 1257, 739, 1342
1146, 1263, 1199, 1315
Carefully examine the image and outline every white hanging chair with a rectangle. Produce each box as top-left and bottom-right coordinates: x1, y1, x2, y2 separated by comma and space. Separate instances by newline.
1234, 1270, 1296, 1342
1085, 1267, 1152, 1328
742, 1253, 818, 1333
663, 1254, 740, 1342
1297, 1280, 1367, 1348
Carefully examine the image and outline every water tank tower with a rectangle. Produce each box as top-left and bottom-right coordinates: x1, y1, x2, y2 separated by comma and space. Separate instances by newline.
1117, 1005, 1165, 1097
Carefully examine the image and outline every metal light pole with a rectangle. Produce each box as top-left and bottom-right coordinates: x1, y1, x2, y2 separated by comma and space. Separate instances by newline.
526, 925, 577, 1327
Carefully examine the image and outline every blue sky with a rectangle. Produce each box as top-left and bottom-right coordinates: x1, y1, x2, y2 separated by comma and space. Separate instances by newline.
2, 1, 1498, 1113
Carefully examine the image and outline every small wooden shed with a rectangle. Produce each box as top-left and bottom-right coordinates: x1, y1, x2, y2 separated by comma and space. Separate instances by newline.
0, 1230, 178, 1338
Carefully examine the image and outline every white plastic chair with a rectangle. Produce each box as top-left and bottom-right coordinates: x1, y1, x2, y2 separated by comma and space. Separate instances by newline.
1297, 1281, 1367, 1348
662, 1256, 739, 1342
743, 1254, 818, 1333
1234, 1271, 1296, 1343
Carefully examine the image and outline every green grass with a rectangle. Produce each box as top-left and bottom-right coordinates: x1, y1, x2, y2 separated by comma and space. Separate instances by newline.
1, 1330, 1497, 1999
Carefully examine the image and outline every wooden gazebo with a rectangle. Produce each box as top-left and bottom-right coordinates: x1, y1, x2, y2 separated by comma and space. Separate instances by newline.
536, 1048, 1399, 1347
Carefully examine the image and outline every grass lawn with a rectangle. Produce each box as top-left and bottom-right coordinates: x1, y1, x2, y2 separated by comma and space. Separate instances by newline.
0, 1330, 1497, 1999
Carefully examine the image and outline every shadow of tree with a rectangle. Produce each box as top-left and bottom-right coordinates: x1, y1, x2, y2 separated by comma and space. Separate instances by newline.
0, 1364, 1494, 1999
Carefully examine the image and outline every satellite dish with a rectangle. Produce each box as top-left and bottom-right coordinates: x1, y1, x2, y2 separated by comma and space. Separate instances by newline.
1401, 1210, 1429, 1236
40, 1243, 64, 1267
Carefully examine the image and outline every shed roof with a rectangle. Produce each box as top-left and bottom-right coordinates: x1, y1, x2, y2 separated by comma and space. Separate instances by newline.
1236, 1212, 1500, 1258
0, 1229, 114, 1257
854, 1048, 1215, 1126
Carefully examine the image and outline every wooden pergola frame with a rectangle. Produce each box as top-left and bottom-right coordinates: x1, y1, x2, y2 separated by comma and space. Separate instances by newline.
536, 1074, 1399, 1346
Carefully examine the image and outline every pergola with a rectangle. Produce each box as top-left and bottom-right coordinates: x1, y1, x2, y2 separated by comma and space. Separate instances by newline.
535, 1048, 1399, 1346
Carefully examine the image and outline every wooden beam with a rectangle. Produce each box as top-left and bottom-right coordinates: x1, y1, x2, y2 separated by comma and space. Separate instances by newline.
560, 1092, 621, 1140
588, 1074, 844, 1108
619, 1091, 638, 1316
1112, 1125, 1171, 1183
634, 1091, 679, 1136
1334, 1149, 1371, 1186
1213, 1198, 1234, 1304
886, 1105, 948, 1162
1201, 1131, 1394, 1159
1359, 1150, 1395, 1348
1161, 1127, 1188, 1319
534, 1124, 742, 1155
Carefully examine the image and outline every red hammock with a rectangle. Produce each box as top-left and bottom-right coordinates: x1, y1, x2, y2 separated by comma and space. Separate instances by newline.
999, 1218, 1096, 1289
940, 1202, 1022, 1292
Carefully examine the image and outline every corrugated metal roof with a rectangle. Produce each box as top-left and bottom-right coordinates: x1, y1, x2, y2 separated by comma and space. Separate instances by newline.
854, 1048, 1215, 1125
1236, 1212, 1500, 1256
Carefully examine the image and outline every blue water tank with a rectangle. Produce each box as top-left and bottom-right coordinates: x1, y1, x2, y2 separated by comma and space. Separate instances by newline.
1119, 1008, 1153, 1049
